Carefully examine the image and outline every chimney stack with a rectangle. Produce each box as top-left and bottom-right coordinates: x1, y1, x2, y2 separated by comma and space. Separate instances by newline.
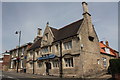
37, 28, 42, 37
105, 40, 109, 46
82, 2, 94, 37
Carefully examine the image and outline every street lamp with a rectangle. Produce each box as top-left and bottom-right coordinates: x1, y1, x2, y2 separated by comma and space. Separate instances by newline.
15, 31, 21, 73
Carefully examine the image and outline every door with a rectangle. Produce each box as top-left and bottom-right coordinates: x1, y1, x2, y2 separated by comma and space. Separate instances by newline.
45, 62, 51, 75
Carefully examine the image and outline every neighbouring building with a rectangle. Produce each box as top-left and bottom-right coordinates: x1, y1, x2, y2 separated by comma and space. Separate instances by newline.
99, 41, 119, 70
26, 2, 107, 78
2, 51, 10, 71
9, 42, 32, 72
0, 57, 3, 71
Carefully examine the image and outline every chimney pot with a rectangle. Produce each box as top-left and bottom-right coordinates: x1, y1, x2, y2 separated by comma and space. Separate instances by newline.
37, 28, 42, 37
82, 2, 88, 5
100, 41, 104, 43
82, 2, 89, 13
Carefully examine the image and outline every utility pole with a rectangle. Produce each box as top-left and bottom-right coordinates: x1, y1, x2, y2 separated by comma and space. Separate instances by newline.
15, 31, 21, 73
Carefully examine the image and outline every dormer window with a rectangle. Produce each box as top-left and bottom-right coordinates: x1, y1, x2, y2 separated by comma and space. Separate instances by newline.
105, 48, 110, 54
88, 36, 94, 41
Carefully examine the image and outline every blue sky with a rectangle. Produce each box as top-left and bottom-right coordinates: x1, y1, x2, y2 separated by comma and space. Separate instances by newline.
2, 2, 118, 53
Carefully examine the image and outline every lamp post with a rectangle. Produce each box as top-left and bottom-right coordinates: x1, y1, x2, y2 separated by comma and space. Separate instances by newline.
15, 31, 21, 73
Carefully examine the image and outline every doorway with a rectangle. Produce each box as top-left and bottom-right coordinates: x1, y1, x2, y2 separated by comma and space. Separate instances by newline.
45, 62, 51, 75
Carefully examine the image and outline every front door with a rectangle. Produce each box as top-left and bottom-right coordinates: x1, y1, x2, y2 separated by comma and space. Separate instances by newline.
45, 62, 51, 75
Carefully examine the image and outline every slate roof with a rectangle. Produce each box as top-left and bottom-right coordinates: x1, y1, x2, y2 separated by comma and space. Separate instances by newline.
27, 37, 42, 51
50, 19, 84, 41
28, 19, 84, 51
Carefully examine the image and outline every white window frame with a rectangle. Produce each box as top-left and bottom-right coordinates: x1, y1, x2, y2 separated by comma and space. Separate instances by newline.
64, 57, 74, 68
52, 59, 59, 68
102, 57, 107, 68
64, 41, 72, 50
20, 60, 23, 68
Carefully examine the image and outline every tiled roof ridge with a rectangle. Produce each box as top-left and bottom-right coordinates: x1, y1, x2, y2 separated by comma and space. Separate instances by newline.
100, 42, 118, 53
58, 18, 84, 30
49, 18, 84, 31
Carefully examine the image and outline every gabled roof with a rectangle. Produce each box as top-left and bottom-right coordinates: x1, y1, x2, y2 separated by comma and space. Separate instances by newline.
50, 19, 84, 41
9, 42, 32, 52
27, 37, 42, 51
49, 27, 58, 39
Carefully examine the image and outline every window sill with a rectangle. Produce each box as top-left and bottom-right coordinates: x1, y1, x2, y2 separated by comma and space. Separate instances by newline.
63, 67, 74, 69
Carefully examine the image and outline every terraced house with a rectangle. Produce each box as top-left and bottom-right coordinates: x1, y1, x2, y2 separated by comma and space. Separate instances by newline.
9, 42, 32, 72
26, 2, 103, 78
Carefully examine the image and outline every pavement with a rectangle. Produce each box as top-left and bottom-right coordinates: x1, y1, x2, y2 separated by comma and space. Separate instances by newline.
1, 71, 115, 80
2, 71, 58, 80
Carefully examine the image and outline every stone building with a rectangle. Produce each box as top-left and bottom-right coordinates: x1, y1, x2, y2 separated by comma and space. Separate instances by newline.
99, 41, 119, 71
26, 28, 42, 74
9, 42, 32, 72
26, 2, 119, 78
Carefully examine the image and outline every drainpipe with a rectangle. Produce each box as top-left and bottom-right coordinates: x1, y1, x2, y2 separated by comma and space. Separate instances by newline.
33, 50, 35, 74
59, 41, 63, 78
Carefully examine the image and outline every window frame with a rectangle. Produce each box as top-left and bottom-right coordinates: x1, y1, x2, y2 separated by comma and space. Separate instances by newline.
52, 59, 59, 68
64, 57, 74, 68
37, 62, 43, 68
102, 57, 107, 68
63, 41, 72, 50
42, 47, 48, 53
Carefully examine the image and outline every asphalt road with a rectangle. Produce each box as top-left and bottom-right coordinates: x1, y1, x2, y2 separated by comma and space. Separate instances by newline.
1, 71, 114, 80
2, 71, 57, 80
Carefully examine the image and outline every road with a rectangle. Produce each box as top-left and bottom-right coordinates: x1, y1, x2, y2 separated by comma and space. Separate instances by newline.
1, 71, 114, 80
2, 71, 58, 80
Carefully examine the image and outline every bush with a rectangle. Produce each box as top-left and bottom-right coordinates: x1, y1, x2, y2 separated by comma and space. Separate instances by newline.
109, 59, 120, 74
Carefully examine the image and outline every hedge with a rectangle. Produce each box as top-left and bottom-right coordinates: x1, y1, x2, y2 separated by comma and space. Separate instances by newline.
109, 59, 120, 74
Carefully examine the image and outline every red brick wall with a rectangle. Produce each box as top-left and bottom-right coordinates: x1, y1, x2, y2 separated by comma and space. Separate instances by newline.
2, 55, 10, 66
